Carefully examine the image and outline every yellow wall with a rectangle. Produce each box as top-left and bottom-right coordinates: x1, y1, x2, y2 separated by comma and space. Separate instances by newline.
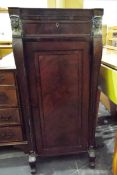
48, 0, 56, 8
48, 0, 83, 8
65, 0, 83, 8
100, 65, 117, 105
0, 8, 12, 58
0, 47, 12, 58
56, 0, 65, 8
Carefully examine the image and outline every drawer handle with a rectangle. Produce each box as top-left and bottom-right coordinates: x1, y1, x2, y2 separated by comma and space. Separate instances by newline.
0, 115, 12, 121
0, 132, 14, 139
0, 75, 5, 82
56, 22, 60, 28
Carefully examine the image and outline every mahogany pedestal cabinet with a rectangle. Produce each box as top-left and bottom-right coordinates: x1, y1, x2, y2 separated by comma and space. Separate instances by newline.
8, 8, 103, 174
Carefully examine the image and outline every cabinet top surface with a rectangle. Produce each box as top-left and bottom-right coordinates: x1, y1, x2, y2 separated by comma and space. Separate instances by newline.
8, 8, 103, 17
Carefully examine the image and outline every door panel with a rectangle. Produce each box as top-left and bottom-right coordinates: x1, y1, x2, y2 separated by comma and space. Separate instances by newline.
35, 52, 82, 148
24, 41, 90, 155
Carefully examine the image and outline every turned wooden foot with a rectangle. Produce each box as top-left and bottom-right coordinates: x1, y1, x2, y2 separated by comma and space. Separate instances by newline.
29, 151, 36, 174
88, 146, 96, 168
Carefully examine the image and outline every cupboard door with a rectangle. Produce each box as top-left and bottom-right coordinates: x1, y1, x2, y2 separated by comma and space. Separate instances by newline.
25, 41, 90, 155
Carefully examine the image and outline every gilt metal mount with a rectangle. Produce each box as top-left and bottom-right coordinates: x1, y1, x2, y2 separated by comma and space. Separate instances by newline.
92, 16, 102, 35
10, 15, 22, 37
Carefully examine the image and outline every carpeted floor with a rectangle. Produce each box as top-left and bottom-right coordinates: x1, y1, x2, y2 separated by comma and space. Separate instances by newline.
0, 103, 116, 175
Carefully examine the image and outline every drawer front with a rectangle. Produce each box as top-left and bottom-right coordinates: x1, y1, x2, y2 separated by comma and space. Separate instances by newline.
0, 108, 20, 125
23, 21, 91, 35
0, 87, 18, 106
0, 71, 15, 85
0, 126, 23, 143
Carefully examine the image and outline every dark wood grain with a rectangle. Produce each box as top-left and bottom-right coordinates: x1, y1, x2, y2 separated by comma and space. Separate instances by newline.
0, 70, 15, 85
8, 8, 103, 170
88, 37, 103, 147
24, 40, 90, 155
0, 126, 23, 143
0, 86, 18, 106
23, 21, 91, 35
0, 108, 21, 125
0, 68, 27, 148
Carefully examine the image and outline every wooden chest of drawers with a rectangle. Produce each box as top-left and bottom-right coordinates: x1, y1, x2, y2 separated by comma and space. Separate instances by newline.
0, 69, 26, 146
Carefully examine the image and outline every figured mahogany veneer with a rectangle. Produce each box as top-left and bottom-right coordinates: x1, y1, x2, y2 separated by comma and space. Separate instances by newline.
0, 108, 20, 125
0, 126, 23, 143
0, 71, 15, 85
9, 8, 103, 173
0, 86, 18, 106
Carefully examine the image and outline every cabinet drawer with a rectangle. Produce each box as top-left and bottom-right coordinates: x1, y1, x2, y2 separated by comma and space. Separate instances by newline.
0, 108, 20, 125
0, 71, 15, 85
23, 21, 91, 35
0, 87, 18, 106
0, 126, 23, 143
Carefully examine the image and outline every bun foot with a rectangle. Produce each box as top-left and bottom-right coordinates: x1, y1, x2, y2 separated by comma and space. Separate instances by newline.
29, 151, 36, 174
88, 146, 96, 168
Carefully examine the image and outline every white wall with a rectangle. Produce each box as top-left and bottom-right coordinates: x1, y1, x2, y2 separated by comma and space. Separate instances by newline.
84, 0, 117, 26
0, 0, 48, 40
0, 0, 47, 8
0, 13, 12, 41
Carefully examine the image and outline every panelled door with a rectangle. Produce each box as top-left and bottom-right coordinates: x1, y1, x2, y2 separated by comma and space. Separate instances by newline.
24, 40, 90, 156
